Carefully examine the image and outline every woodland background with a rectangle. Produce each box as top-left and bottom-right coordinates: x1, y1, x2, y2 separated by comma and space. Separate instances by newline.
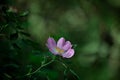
0, 0, 120, 80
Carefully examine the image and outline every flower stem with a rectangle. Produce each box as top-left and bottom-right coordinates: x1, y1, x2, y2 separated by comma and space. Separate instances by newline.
26, 56, 55, 76
56, 59, 80, 80
55, 60, 67, 68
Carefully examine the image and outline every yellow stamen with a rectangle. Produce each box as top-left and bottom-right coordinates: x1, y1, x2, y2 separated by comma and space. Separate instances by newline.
55, 47, 64, 54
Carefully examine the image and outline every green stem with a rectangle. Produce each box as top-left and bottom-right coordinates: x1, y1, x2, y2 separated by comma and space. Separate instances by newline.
56, 60, 80, 80
70, 69, 80, 80
26, 56, 55, 76
55, 60, 67, 68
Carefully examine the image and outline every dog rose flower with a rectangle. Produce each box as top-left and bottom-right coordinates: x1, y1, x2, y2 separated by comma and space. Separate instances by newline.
46, 37, 74, 58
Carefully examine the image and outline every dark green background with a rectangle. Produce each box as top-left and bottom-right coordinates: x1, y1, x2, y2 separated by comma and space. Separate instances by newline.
0, 0, 120, 80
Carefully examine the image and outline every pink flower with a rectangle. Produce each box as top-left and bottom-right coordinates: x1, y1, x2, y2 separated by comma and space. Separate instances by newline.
46, 37, 74, 58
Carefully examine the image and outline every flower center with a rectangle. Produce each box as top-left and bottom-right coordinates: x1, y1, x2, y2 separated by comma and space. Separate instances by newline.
55, 47, 64, 54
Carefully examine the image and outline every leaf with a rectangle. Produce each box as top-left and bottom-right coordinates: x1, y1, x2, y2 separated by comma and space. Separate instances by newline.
19, 31, 30, 37
20, 11, 29, 17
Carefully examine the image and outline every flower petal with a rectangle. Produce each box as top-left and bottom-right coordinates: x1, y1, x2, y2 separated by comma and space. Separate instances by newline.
62, 49, 74, 58
47, 37, 56, 49
46, 37, 58, 55
48, 48, 58, 55
57, 37, 65, 48
63, 41, 72, 51
46, 43, 58, 55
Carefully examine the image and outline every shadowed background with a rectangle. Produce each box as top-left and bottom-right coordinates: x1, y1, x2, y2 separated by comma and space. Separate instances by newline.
0, 0, 120, 80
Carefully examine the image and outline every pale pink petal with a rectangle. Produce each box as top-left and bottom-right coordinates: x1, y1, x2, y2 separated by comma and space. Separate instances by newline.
63, 41, 72, 51
47, 37, 56, 49
46, 43, 58, 55
57, 37, 65, 48
49, 48, 58, 55
46, 37, 58, 55
62, 49, 74, 58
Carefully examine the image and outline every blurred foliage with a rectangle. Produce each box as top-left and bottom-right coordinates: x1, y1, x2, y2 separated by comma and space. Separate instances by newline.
1, 0, 120, 80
